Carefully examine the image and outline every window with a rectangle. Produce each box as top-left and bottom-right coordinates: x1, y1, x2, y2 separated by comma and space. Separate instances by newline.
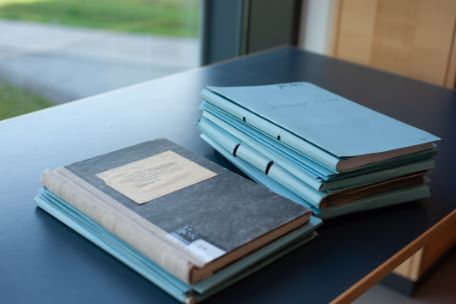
0, 0, 201, 120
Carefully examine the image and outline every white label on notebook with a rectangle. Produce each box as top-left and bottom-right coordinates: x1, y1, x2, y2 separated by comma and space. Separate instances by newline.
96, 150, 217, 204
165, 226, 226, 264
186, 239, 226, 263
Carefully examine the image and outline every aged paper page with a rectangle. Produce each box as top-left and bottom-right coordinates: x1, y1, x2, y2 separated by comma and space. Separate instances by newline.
96, 150, 217, 204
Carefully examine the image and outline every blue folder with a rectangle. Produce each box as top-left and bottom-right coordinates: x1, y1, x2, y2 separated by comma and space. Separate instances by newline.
200, 102, 435, 192
199, 132, 431, 219
197, 116, 432, 209
201, 83, 440, 171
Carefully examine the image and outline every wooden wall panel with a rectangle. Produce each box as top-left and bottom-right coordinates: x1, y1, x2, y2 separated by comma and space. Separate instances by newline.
445, 23, 456, 87
334, 0, 378, 64
332, 0, 456, 87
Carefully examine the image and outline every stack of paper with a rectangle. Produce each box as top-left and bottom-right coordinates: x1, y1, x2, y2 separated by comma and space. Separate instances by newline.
197, 82, 440, 219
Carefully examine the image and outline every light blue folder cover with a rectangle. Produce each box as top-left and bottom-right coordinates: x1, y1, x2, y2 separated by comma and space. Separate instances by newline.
35, 189, 321, 303
205, 82, 440, 158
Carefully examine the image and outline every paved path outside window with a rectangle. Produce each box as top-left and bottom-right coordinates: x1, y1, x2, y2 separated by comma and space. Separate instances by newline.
0, 20, 199, 103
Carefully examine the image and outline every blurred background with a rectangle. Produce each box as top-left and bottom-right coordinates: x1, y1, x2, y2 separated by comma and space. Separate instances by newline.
1, 0, 455, 121
0, 0, 200, 120
0, 1, 454, 302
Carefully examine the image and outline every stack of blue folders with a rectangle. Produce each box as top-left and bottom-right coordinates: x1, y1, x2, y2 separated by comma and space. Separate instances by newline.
197, 82, 440, 219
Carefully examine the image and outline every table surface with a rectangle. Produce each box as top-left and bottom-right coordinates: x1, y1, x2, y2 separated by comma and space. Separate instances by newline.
1, 47, 455, 304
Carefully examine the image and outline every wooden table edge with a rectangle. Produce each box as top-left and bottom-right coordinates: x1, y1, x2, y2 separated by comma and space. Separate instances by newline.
330, 208, 456, 304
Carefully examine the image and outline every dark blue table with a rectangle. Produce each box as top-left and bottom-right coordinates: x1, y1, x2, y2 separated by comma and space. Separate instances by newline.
1, 47, 455, 303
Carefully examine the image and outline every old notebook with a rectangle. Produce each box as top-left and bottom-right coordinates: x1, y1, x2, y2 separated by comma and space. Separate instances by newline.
40, 139, 311, 284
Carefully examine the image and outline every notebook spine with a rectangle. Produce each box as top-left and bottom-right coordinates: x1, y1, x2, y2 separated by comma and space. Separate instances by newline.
41, 168, 196, 284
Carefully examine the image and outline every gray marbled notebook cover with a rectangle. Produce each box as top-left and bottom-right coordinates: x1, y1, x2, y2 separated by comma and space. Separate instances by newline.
65, 139, 309, 255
